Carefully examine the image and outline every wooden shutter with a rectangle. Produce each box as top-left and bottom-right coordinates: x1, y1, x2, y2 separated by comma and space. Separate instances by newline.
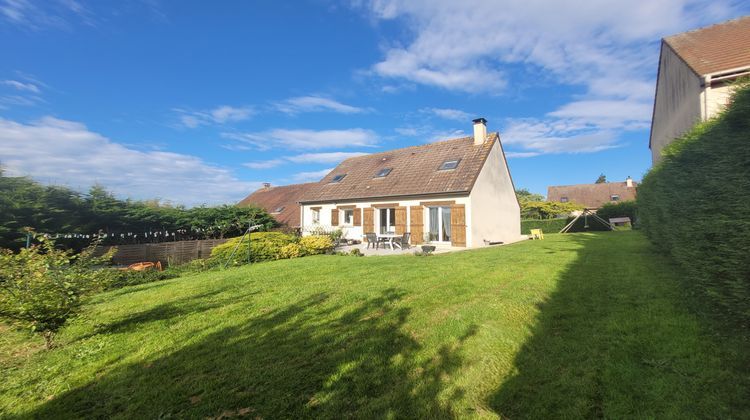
331, 209, 339, 226
363, 208, 374, 233
395, 206, 407, 235
353, 208, 362, 226
450, 204, 466, 247
409, 206, 423, 244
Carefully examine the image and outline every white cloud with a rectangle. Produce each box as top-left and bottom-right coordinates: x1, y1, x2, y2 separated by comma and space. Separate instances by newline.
175, 105, 254, 128
286, 152, 368, 164
292, 168, 333, 182
421, 107, 471, 121
0, 0, 95, 29
2, 79, 39, 93
505, 151, 541, 159
354, 0, 742, 155
501, 118, 620, 155
242, 159, 285, 170
274, 95, 369, 114
0, 116, 258, 206
223, 128, 378, 150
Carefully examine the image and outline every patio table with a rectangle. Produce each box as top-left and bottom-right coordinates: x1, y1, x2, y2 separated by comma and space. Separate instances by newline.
376, 233, 402, 249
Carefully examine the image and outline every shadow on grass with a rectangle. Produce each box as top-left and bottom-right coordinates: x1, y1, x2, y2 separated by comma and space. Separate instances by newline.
490, 232, 750, 418
29, 288, 477, 418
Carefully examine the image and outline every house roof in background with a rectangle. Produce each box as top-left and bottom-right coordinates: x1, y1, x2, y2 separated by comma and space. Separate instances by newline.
664, 15, 750, 76
299, 133, 498, 203
237, 182, 318, 228
547, 181, 638, 209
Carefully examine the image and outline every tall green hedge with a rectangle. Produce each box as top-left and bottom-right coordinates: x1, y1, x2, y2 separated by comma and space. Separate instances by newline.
521, 219, 570, 234
638, 83, 750, 323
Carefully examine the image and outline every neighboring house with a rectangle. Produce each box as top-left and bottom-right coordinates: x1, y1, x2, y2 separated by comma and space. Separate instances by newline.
237, 182, 318, 229
547, 178, 637, 210
650, 16, 750, 163
298, 118, 521, 248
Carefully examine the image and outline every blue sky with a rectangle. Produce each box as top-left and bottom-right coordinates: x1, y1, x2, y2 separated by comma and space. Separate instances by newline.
1, 0, 748, 206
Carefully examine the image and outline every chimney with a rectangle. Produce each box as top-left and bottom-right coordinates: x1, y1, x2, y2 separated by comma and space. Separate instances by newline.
626, 176, 633, 188
262, 182, 271, 191
473, 118, 487, 145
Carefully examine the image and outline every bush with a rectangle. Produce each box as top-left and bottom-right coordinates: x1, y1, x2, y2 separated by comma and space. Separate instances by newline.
639, 83, 750, 323
279, 243, 303, 259
0, 236, 115, 348
107, 269, 179, 290
521, 218, 571, 235
210, 232, 297, 266
299, 235, 334, 255
596, 201, 637, 225
521, 201, 583, 220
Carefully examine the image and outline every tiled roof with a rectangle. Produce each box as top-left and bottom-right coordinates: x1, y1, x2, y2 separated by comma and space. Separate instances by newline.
237, 182, 318, 228
547, 181, 638, 209
664, 16, 750, 76
299, 133, 498, 203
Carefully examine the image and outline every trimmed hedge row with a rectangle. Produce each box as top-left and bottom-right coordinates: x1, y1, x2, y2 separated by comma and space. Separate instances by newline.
210, 232, 334, 266
639, 83, 750, 323
521, 219, 570, 234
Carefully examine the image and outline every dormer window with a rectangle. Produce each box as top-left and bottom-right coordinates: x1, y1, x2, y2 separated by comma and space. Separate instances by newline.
374, 168, 392, 178
330, 174, 347, 183
439, 159, 460, 170
273, 206, 285, 213
611, 194, 620, 201
560, 197, 569, 203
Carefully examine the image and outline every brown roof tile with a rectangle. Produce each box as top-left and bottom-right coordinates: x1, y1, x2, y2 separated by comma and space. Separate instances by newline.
299, 133, 498, 203
237, 182, 318, 227
664, 16, 750, 76
547, 181, 638, 209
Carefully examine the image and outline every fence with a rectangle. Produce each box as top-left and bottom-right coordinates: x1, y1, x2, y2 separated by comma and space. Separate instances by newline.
95, 238, 229, 266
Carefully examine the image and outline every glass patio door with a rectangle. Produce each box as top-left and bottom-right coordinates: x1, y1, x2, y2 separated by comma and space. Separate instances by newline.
428, 207, 451, 242
379, 208, 396, 234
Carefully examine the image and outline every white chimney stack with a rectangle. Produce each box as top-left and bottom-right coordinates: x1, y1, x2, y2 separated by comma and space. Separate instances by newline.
626, 176, 633, 188
473, 117, 487, 145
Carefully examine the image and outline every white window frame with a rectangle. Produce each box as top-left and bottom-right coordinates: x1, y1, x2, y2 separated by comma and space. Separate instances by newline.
312, 208, 320, 223
427, 206, 452, 243
610, 194, 620, 201
378, 208, 396, 234
342, 209, 354, 225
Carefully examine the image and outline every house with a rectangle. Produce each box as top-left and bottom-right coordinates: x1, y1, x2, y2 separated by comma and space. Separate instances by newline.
650, 16, 750, 163
547, 178, 637, 210
237, 182, 318, 229
297, 118, 521, 248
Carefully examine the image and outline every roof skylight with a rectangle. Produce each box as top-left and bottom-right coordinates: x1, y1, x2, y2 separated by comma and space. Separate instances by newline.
438, 159, 460, 170
330, 174, 347, 183
374, 168, 392, 178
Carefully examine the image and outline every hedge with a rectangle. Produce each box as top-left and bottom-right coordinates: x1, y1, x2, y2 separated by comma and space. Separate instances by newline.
638, 83, 750, 324
521, 219, 570, 234
210, 232, 297, 266
596, 201, 637, 225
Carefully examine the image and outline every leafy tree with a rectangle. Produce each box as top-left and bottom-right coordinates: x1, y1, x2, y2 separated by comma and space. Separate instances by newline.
515, 188, 545, 203
520, 201, 584, 220
595, 174, 607, 183
596, 201, 637, 224
0, 235, 115, 348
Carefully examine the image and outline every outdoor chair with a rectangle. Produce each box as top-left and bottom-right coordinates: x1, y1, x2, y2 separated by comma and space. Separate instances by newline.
530, 229, 544, 240
395, 232, 411, 249
365, 232, 379, 249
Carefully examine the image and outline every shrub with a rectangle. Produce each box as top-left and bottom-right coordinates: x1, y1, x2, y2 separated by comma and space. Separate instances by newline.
210, 232, 297, 266
107, 269, 179, 290
639, 83, 750, 323
521, 201, 583, 220
300, 235, 334, 255
521, 218, 571, 234
0, 237, 115, 348
596, 201, 637, 225
279, 243, 303, 259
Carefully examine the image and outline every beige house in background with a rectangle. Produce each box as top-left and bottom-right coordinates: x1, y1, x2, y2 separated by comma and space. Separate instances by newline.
547, 178, 637, 210
650, 16, 750, 163
298, 119, 521, 248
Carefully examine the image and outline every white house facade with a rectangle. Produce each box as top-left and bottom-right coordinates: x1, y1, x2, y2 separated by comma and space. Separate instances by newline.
298, 119, 521, 248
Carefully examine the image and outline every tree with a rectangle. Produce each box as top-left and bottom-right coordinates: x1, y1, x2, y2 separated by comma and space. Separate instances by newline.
515, 188, 545, 203
595, 174, 607, 183
520, 201, 584, 220
0, 235, 115, 349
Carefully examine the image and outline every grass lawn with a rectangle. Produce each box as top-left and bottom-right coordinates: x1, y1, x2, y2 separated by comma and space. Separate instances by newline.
1, 232, 748, 418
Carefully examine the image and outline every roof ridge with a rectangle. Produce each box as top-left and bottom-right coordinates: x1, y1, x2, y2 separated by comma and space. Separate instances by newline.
337, 132, 499, 166
549, 181, 635, 189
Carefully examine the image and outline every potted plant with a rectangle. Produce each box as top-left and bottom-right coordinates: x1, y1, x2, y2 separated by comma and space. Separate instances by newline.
420, 233, 436, 253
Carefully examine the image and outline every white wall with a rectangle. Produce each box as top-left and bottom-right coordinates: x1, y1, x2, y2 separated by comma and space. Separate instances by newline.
469, 140, 521, 247
702, 82, 735, 120
650, 45, 703, 164
301, 196, 472, 245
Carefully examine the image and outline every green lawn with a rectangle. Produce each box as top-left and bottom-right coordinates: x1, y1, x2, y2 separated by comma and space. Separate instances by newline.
1, 232, 748, 418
